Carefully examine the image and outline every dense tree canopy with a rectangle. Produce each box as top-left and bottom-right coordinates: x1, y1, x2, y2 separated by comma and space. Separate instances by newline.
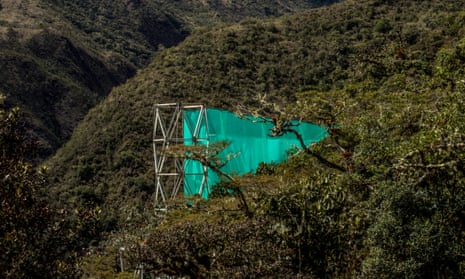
0, 103, 99, 278
38, 0, 465, 277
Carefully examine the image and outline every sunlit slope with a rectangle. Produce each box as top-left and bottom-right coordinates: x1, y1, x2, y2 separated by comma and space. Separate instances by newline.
47, 0, 465, 226
1, 0, 335, 158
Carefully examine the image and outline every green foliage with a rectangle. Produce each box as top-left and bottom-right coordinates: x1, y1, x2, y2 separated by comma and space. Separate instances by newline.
0, 106, 101, 278
260, 173, 349, 276
2, 0, 328, 160
139, 213, 292, 278
374, 19, 392, 34
358, 85, 465, 278
256, 162, 278, 175
44, 0, 465, 277
49, 0, 465, 207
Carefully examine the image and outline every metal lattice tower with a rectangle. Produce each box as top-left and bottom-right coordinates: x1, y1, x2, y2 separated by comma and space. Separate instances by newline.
152, 103, 210, 205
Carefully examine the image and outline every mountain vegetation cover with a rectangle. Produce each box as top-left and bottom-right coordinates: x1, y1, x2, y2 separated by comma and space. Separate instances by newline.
0, 0, 332, 158
0, 100, 102, 278
3, 0, 465, 277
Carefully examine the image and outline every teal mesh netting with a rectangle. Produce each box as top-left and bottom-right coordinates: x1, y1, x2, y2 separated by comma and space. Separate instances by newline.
183, 109, 327, 198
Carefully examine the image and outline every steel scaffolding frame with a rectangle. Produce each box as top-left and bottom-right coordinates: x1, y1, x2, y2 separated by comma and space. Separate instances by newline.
152, 103, 210, 205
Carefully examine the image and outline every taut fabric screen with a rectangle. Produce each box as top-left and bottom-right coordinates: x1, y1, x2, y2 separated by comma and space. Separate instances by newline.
183, 109, 327, 198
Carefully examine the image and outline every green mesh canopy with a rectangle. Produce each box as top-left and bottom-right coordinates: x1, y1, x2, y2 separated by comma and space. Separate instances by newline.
183, 109, 327, 198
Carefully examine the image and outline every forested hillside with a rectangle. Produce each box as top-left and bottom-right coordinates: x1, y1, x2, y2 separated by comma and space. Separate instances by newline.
3, 0, 465, 277
0, 0, 332, 158
48, 0, 465, 220
42, 0, 465, 277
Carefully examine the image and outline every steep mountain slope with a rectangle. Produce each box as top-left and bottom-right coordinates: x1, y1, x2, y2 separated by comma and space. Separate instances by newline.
1, 0, 335, 159
47, 0, 465, 228
0, 0, 136, 158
